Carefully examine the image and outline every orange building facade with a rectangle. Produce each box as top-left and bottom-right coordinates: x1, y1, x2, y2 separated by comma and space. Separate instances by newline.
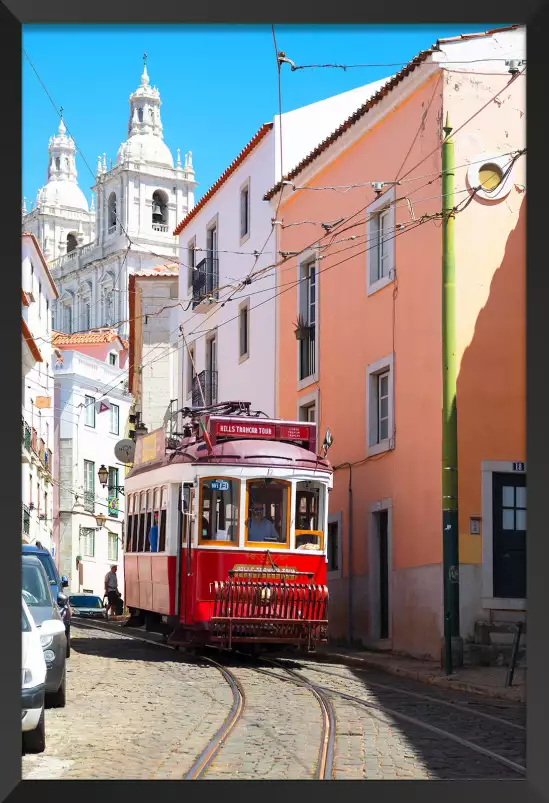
268, 30, 526, 659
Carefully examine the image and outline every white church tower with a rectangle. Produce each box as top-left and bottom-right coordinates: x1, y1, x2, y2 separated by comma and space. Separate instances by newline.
23, 57, 197, 338
23, 115, 96, 262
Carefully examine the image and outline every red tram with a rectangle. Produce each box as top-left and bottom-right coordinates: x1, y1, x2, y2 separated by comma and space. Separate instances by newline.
123, 402, 333, 651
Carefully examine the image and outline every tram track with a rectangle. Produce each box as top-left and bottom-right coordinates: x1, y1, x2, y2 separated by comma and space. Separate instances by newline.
71, 620, 525, 779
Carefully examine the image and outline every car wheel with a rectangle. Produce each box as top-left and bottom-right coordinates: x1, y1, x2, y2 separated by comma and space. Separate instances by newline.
22, 708, 45, 754
48, 669, 66, 709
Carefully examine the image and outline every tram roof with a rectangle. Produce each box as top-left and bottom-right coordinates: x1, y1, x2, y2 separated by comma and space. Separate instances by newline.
126, 437, 332, 480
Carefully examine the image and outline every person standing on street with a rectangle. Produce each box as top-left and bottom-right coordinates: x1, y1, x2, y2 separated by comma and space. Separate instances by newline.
104, 565, 119, 618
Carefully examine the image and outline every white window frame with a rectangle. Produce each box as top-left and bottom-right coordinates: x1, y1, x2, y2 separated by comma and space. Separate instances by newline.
186, 343, 196, 399
110, 403, 120, 436
481, 460, 527, 611
238, 298, 250, 363
84, 396, 96, 428
187, 236, 196, 291
239, 178, 251, 244
327, 511, 342, 581
80, 526, 96, 558
367, 187, 396, 296
366, 354, 394, 456
297, 248, 319, 391
108, 351, 118, 367
108, 532, 119, 562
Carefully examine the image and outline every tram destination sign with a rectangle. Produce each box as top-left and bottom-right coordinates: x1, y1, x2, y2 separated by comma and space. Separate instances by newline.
214, 421, 276, 439
279, 425, 311, 441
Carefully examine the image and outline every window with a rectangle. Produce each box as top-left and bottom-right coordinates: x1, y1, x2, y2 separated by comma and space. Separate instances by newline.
126, 494, 134, 552
108, 352, 117, 366
152, 190, 168, 228
245, 479, 290, 547
327, 519, 340, 573
108, 193, 117, 231
199, 478, 240, 544
22, 562, 51, 608
84, 459, 95, 513
299, 403, 316, 423
240, 182, 250, 240
85, 396, 96, 427
108, 533, 118, 562
159, 487, 168, 552
63, 303, 72, 334
187, 238, 196, 289
367, 355, 394, 456
67, 233, 78, 253
110, 403, 119, 435
80, 527, 95, 558
367, 187, 396, 294
206, 225, 219, 298
108, 467, 119, 518
186, 345, 195, 397
298, 258, 317, 382
239, 301, 249, 360
295, 481, 325, 551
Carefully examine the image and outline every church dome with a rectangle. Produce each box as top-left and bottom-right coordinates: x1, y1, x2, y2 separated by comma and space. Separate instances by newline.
116, 133, 173, 168
39, 178, 89, 211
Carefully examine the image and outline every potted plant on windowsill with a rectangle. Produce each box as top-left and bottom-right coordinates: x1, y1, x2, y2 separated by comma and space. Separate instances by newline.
293, 313, 310, 341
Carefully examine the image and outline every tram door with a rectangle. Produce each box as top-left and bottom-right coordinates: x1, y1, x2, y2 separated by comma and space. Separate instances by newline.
181, 484, 195, 624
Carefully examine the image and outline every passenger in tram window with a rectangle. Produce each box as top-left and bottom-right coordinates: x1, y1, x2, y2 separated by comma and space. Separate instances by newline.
148, 512, 159, 553
247, 504, 279, 542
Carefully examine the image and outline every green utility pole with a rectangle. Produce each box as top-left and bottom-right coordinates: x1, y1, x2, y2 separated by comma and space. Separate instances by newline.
441, 114, 463, 675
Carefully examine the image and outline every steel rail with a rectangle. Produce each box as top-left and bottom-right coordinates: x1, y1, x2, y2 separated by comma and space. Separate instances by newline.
71, 620, 245, 780
300, 662, 525, 731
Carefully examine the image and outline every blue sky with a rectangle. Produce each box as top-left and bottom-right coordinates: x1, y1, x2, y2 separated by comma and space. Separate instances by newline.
23, 24, 506, 208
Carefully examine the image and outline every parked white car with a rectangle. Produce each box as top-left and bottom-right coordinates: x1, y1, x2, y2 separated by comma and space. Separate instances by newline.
22, 597, 47, 752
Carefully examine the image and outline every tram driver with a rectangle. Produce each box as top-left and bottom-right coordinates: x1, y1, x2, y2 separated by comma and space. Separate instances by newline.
247, 504, 279, 542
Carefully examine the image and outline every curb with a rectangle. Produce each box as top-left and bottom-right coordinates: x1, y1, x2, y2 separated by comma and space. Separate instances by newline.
316, 650, 525, 703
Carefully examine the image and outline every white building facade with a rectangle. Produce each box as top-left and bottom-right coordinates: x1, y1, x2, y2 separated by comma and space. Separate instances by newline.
128, 267, 179, 435
174, 79, 390, 419
53, 344, 132, 597
23, 61, 196, 341
22, 234, 59, 551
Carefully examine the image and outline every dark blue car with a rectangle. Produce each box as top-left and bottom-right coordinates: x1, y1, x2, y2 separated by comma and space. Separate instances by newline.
22, 544, 71, 657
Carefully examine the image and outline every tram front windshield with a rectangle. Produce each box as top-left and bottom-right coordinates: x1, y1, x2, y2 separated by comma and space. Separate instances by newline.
246, 479, 289, 544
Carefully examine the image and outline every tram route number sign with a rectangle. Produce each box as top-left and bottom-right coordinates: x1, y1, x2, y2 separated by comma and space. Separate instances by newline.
215, 422, 276, 438
209, 480, 230, 491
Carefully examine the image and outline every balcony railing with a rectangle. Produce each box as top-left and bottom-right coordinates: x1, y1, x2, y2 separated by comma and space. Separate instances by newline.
22, 419, 31, 452
22, 504, 30, 535
299, 325, 316, 381
152, 223, 169, 233
192, 257, 219, 308
192, 370, 218, 407
84, 491, 95, 514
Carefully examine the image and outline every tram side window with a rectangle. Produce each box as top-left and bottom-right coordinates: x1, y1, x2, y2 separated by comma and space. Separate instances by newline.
137, 492, 147, 551
125, 495, 134, 552
199, 478, 240, 543
159, 487, 168, 551
246, 479, 289, 545
295, 481, 324, 551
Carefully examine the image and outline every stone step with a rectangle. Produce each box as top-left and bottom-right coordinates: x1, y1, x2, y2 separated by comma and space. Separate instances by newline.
465, 642, 527, 668
473, 619, 526, 646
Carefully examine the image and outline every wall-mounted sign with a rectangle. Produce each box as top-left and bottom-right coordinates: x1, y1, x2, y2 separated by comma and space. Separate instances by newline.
134, 428, 166, 466
35, 396, 51, 409
96, 400, 111, 414
215, 421, 276, 439
114, 439, 136, 464
209, 480, 229, 492
513, 462, 525, 472
470, 516, 481, 535
109, 497, 119, 514
279, 425, 310, 441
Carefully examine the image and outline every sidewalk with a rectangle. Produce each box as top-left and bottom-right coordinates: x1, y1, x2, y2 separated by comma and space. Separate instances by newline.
316, 646, 525, 703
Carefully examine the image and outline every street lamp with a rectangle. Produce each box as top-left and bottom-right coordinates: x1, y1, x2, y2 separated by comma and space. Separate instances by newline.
97, 464, 125, 496
95, 513, 107, 528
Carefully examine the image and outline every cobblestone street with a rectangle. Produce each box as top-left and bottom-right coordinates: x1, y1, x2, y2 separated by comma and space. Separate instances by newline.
22, 625, 526, 781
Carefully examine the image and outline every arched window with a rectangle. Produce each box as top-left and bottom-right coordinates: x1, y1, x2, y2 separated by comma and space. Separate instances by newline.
138, 107, 144, 123
152, 190, 168, 230
66, 233, 78, 253
55, 157, 60, 171
108, 193, 117, 233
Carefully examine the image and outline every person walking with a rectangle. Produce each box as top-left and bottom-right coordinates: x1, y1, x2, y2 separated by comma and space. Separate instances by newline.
104, 565, 119, 618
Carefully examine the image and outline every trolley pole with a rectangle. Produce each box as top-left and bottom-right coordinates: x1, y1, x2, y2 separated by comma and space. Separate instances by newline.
441, 114, 463, 674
